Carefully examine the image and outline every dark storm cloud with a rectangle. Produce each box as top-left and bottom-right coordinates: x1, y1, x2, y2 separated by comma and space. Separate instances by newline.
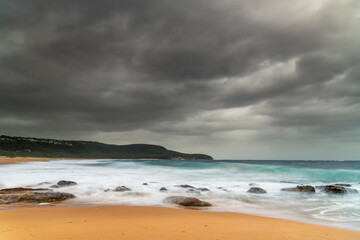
0, 0, 359, 158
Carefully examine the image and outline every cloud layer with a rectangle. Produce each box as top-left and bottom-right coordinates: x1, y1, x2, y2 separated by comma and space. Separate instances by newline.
1, 0, 359, 159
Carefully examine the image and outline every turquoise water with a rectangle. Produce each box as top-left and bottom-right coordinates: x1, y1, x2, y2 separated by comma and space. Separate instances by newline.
1, 159, 359, 230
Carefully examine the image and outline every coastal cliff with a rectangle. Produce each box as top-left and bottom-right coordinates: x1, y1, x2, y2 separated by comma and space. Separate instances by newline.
0, 135, 213, 160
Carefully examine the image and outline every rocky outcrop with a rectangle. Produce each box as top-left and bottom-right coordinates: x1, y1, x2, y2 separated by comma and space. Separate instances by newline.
320, 185, 346, 194
160, 187, 168, 192
281, 185, 315, 193
57, 180, 77, 187
0, 187, 75, 204
247, 187, 267, 194
163, 196, 212, 207
114, 186, 132, 192
0, 187, 48, 194
317, 185, 358, 194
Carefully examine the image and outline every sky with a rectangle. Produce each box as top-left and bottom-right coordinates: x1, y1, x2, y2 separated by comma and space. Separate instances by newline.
0, 0, 359, 160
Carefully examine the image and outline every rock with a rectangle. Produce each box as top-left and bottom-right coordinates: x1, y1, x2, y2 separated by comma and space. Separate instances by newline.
334, 183, 352, 187
160, 187, 168, 192
163, 196, 212, 207
217, 187, 230, 192
0, 188, 75, 204
281, 185, 315, 193
114, 186, 132, 192
247, 187, 267, 194
186, 189, 201, 194
0, 188, 49, 194
196, 188, 210, 192
50, 185, 60, 188
104, 189, 111, 192
57, 180, 77, 187
318, 185, 349, 194
175, 184, 195, 189
143, 183, 148, 185
323, 185, 346, 194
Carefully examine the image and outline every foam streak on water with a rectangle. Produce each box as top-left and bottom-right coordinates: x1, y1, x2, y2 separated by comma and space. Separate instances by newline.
0, 159, 359, 230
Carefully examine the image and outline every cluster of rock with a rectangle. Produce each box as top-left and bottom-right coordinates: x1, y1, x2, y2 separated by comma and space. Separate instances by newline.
245, 183, 358, 195
102, 183, 213, 207
280, 184, 358, 194
2, 179, 357, 208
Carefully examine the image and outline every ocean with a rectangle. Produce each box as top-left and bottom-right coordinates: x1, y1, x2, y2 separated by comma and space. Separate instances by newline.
1, 159, 359, 230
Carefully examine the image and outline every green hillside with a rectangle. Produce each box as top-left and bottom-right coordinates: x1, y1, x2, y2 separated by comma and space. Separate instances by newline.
0, 135, 213, 160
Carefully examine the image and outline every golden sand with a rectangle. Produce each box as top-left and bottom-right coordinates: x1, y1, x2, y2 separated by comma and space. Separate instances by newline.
0, 156, 159, 164
0, 206, 359, 240
0, 156, 79, 164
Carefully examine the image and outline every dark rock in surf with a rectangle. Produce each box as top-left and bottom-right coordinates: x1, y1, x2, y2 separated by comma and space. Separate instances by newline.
104, 189, 111, 192
317, 185, 358, 194
196, 188, 210, 192
163, 196, 211, 207
0, 187, 75, 204
114, 186, 132, 192
217, 187, 230, 192
0, 188, 49, 194
50, 185, 60, 188
320, 185, 346, 194
186, 189, 201, 194
175, 184, 195, 189
143, 183, 148, 185
281, 185, 315, 193
57, 180, 77, 187
160, 187, 168, 192
247, 187, 267, 194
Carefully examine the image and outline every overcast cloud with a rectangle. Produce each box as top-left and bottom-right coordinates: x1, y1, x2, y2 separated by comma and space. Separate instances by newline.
0, 0, 359, 159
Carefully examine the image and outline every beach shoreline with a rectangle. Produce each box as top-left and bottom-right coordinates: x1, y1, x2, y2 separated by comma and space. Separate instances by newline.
1, 205, 359, 240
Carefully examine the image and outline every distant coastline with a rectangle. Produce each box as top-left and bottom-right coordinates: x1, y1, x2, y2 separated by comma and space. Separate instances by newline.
0, 135, 213, 161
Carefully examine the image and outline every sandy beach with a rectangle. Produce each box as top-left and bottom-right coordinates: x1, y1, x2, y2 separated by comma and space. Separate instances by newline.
0, 156, 78, 164
0, 205, 359, 240
0, 156, 161, 164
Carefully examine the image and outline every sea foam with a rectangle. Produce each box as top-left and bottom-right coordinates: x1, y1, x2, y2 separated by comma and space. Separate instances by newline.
0, 159, 359, 230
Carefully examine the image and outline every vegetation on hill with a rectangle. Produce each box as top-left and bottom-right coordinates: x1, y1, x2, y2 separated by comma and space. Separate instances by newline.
0, 135, 213, 160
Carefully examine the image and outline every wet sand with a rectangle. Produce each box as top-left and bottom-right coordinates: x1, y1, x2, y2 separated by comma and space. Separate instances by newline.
0, 205, 359, 240
0, 156, 83, 164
